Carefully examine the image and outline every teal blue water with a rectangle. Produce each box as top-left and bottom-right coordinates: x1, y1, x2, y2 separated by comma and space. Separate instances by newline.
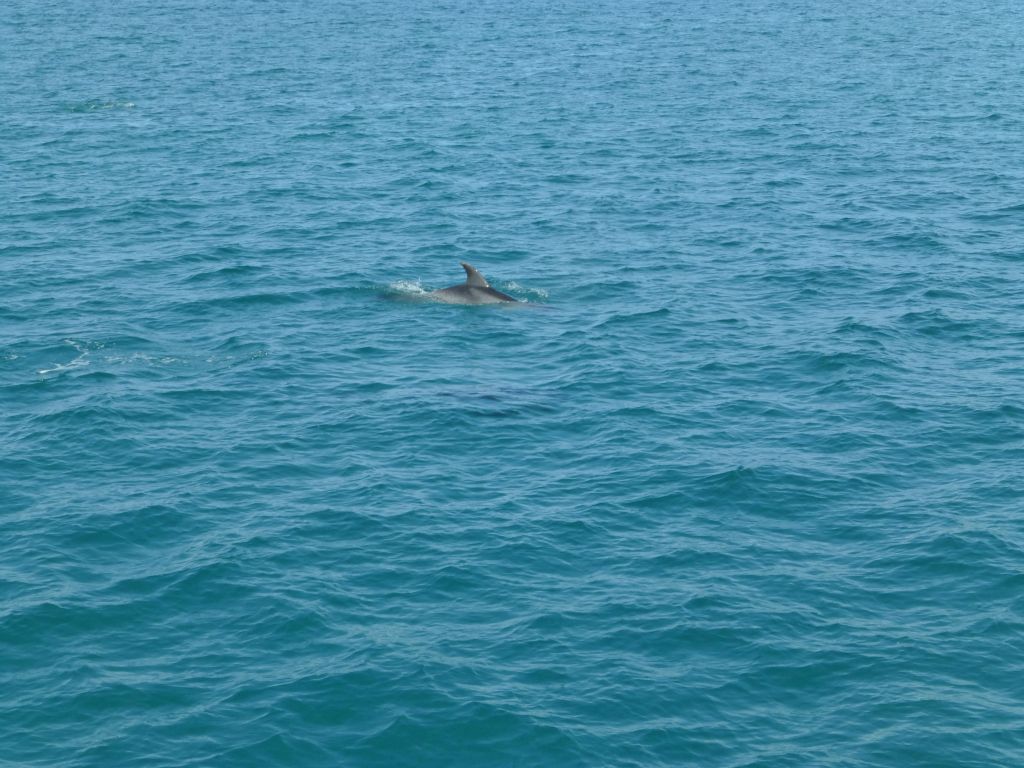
3, 1, 1023, 765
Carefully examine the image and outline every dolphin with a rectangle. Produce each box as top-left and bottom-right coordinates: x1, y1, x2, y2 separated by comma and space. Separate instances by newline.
431, 262, 519, 304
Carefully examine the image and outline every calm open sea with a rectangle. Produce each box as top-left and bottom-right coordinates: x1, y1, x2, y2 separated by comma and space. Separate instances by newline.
2, 1, 1023, 765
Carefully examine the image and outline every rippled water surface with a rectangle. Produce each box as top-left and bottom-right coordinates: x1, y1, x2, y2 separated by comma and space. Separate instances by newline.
3, 1, 1024, 765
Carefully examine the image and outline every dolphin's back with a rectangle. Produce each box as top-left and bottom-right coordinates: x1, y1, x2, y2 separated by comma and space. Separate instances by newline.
432, 285, 517, 304
430, 263, 519, 304
479, 286, 518, 302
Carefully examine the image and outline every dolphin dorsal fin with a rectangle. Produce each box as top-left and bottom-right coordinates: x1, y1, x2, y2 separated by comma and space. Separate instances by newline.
461, 262, 489, 287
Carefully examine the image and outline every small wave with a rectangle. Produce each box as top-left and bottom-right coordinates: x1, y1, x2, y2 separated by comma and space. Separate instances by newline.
833, 318, 895, 339
290, 131, 334, 141
37, 358, 90, 376
594, 308, 670, 328
172, 291, 305, 313
37, 339, 94, 376
897, 309, 980, 338
183, 264, 263, 283
872, 232, 948, 252
65, 99, 135, 113
377, 280, 432, 303
501, 281, 547, 301
388, 280, 428, 295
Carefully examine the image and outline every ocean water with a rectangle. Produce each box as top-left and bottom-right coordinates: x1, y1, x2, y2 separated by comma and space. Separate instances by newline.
2, 0, 1023, 765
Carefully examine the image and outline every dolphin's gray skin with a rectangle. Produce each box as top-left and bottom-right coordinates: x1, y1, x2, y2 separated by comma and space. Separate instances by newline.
431, 263, 519, 304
